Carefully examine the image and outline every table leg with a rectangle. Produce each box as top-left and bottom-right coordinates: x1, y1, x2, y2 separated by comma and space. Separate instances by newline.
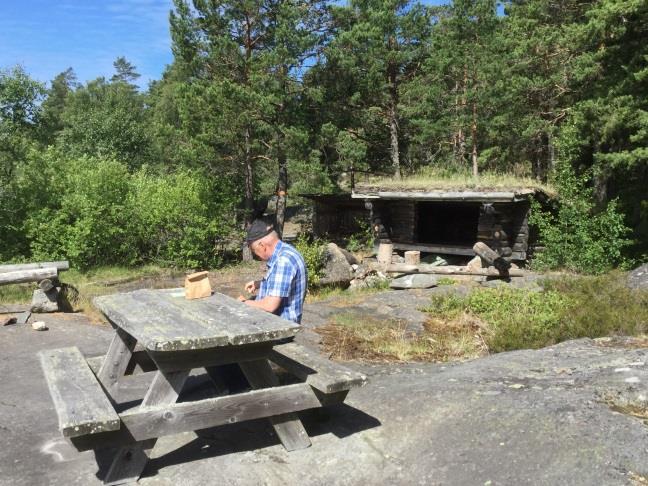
239, 359, 311, 451
102, 369, 189, 485
97, 328, 137, 394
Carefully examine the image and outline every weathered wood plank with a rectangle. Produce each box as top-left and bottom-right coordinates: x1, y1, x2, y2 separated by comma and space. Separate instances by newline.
96, 328, 137, 393
70, 384, 322, 451
38, 347, 120, 438
392, 243, 475, 256
239, 359, 312, 451
269, 342, 368, 394
0, 261, 69, 272
352, 190, 525, 202
88, 350, 157, 376
128, 384, 318, 443
149, 343, 273, 372
94, 289, 299, 352
0, 267, 57, 286
102, 369, 189, 485
370, 262, 527, 277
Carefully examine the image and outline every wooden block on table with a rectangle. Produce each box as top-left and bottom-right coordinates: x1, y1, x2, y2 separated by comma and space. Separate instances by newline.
184, 271, 212, 300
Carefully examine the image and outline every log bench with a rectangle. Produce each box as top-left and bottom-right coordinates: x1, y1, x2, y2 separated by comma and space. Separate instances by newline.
39, 289, 368, 485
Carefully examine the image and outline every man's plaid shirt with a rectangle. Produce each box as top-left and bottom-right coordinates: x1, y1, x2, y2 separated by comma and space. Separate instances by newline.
257, 240, 307, 323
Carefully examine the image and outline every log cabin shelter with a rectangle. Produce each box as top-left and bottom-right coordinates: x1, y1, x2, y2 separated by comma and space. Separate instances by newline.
302, 187, 550, 262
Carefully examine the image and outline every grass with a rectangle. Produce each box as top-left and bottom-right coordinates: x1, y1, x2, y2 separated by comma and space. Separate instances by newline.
317, 311, 489, 362
316, 271, 648, 363
355, 167, 556, 196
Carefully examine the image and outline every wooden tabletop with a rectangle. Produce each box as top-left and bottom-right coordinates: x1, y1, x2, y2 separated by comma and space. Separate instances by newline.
94, 289, 300, 352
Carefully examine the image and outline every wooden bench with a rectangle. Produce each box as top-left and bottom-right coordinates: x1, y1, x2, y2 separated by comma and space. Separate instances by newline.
39, 347, 120, 438
269, 342, 368, 404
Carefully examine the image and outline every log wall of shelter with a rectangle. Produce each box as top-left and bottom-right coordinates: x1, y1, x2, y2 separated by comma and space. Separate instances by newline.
387, 201, 416, 243
313, 200, 367, 238
477, 202, 530, 260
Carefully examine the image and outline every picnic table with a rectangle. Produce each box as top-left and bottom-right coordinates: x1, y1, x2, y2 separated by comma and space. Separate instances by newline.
39, 288, 367, 485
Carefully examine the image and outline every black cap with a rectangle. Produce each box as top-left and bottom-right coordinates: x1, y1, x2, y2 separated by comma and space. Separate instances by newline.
245, 219, 273, 244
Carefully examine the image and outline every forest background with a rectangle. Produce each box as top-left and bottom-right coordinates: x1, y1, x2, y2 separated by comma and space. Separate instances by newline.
1, 0, 646, 273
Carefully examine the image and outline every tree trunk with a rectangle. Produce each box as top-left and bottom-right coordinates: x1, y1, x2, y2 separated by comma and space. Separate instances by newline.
242, 126, 254, 261
471, 101, 478, 177
275, 131, 288, 239
593, 169, 609, 211
387, 54, 401, 180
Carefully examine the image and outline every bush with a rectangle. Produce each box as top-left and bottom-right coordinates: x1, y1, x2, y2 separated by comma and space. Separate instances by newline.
25, 155, 138, 268
293, 234, 327, 288
425, 275, 647, 353
529, 124, 631, 274
130, 168, 234, 268
19, 151, 238, 269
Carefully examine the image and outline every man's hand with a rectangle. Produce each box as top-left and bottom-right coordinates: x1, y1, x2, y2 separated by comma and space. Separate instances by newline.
244, 280, 259, 294
237, 295, 247, 302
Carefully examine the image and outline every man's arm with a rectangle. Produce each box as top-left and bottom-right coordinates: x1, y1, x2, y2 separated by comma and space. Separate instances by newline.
240, 295, 282, 313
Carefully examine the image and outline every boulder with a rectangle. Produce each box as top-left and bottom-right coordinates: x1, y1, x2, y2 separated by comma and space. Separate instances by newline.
389, 274, 439, 289
319, 243, 353, 286
31, 288, 59, 313
338, 247, 359, 265
627, 263, 648, 290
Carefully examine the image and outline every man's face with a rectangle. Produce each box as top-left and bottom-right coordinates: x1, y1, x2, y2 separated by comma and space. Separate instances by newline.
249, 239, 270, 261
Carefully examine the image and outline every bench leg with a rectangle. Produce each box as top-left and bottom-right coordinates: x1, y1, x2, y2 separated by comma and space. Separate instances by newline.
239, 359, 311, 451
97, 329, 137, 394
102, 369, 189, 485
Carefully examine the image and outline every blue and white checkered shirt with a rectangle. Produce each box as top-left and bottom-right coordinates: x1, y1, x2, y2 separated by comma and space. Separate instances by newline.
257, 240, 307, 323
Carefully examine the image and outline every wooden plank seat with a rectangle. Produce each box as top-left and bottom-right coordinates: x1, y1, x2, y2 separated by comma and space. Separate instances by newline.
39, 347, 120, 438
268, 342, 368, 403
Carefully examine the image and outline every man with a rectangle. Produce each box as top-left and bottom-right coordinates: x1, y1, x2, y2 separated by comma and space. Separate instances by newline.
238, 219, 307, 323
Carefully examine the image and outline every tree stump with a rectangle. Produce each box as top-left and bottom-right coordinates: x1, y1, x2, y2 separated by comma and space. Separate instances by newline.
404, 251, 420, 265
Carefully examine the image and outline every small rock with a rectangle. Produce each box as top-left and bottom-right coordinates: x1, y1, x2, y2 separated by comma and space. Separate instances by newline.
627, 263, 648, 290
351, 264, 359, 271
31, 321, 48, 331
391, 254, 405, 264
508, 383, 525, 389
31, 288, 59, 313
1, 315, 17, 326
421, 255, 448, 266
390, 274, 439, 289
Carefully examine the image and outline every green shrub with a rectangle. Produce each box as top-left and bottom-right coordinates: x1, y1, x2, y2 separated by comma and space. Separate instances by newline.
294, 234, 327, 288
529, 129, 631, 274
345, 218, 374, 253
25, 155, 138, 268
19, 151, 237, 269
130, 168, 234, 268
425, 275, 648, 353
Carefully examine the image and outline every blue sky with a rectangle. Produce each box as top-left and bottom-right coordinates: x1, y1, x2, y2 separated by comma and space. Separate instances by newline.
0, 0, 174, 88
1, 0, 452, 90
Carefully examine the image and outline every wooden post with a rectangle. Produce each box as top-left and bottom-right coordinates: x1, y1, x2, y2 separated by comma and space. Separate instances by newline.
377, 243, 393, 265
404, 251, 420, 265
